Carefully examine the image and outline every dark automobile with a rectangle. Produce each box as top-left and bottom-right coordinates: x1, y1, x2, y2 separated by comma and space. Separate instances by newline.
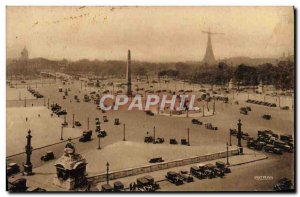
155, 137, 164, 143
40, 151, 55, 161
170, 139, 178, 145
79, 130, 92, 142
103, 116, 108, 122
145, 110, 154, 116
178, 173, 194, 183
56, 110, 67, 115
75, 121, 81, 127
165, 171, 184, 185
240, 107, 248, 115
98, 130, 107, 137
181, 139, 188, 145
114, 118, 120, 125
101, 183, 113, 192
7, 163, 20, 176
113, 181, 124, 192
190, 166, 203, 179
216, 161, 231, 173
191, 119, 202, 125
273, 178, 294, 191
9, 178, 27, 192
149, 157, 164, 163
262, 114, 271, 120
144, 136, 154, 143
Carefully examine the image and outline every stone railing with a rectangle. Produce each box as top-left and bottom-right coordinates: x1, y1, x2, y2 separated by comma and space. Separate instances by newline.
87, 147, 240, 183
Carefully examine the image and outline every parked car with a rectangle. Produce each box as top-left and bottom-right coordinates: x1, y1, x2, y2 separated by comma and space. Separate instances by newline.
165, 171, 184, 185
40, 151, 55, 161
149, 157, 164, 163
7, 163, 20, 176
170, 139, 178, 145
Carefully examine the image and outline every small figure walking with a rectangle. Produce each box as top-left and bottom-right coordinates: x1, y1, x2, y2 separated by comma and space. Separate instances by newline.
25, 117, 28, 122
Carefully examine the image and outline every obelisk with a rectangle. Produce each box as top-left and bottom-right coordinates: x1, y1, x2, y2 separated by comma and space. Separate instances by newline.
126, 49, 132, 96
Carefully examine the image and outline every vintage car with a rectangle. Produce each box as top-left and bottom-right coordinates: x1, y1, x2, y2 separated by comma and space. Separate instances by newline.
170, 139, 178, 145
273, 178, 294, 191
216, 161, 231, 173
9, 178, 27, 192
203, 164, 218, 178
178, 173, 194, 183
205, 123, 218, 130
165, 171, 184, 185
113, 181, 124, 192
75, 121, 81, 127
190, 166, 204, 179
79, 130, 92, 142
262, 114, 272, 120
149, 157, 164, 163
136, 177, 151, 191
155, 137, 164, 144
144, 175, 160, 190
191, 119, 202, 125
103, 116, 108, 122
101, 183, 113, 192
145, 110, 154, 116
144, 136, 154, 143
56, 110, 67, 116
97, 130, 107, 138
280, 106, 289, 110
114, 118, 120, 125
7, 163, 20, 176
240, 107, 248, 115
181, 139, 188, 145
40, 151, 55, 161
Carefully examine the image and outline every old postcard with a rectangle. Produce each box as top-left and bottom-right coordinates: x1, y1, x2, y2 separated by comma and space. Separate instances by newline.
6, 6, 295, 192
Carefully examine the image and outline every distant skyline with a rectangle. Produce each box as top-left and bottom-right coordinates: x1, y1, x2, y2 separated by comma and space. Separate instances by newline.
7, 6, 294, 62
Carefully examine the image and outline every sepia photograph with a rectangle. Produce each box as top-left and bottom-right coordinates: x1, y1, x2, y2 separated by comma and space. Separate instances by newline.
5, 5, 295, 192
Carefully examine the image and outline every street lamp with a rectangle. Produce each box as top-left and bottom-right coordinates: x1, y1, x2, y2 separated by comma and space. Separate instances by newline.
229, 130, 232, 146
97, 133, 101, 150
226, 142, 230, 165
106, 162, 110, 184
72, 113, 75, 128
123, 124, 126, 141
60, 125, 64, 140
153, 126, 156, 144
187, 128, 190, 146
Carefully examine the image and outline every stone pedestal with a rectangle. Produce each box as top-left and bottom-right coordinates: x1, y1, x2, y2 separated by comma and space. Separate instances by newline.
53, 140, 87, 190
23, 164, 33, 176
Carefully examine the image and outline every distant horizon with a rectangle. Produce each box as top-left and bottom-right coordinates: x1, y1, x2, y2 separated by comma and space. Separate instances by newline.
7, 51, 292, 63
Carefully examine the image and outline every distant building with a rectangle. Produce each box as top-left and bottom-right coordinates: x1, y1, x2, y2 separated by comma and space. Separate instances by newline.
20, 46, 29, 61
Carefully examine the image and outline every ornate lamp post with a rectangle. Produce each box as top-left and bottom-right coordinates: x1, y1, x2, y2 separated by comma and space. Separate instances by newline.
237, 119, 243, 154
226, 142, 230, 165
187, 128, 190, 146
106, 162, 110, 184
153, 126, 156, 144
97, 133, 101, 150
60, 125, 64, 140
23, 130, 33, 175
72, 113, 75, 128
229, 130, 232, 146
123, 124, 126, 141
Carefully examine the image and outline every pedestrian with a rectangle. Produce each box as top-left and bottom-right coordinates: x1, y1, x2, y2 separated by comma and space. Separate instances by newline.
129, 183, 132, 191
38, 114, 40, 118
26, 117, 28, 122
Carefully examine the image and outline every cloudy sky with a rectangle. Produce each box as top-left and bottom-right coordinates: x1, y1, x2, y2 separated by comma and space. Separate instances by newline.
6, 6, 294, 62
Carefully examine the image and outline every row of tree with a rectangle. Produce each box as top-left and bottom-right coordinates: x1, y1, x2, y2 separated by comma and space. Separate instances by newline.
7, 57, 294, 90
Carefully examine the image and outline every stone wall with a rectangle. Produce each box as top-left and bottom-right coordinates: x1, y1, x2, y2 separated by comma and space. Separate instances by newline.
87, 148, 240, 183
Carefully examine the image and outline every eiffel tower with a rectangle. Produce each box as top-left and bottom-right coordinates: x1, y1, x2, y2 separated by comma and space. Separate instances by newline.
202, 30, 224, 65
